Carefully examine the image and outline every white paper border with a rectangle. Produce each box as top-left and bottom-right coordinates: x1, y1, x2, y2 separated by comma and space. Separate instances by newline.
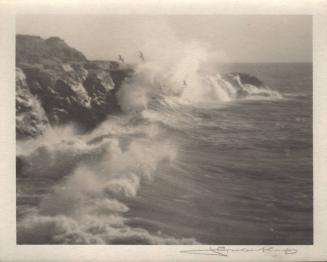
0, 0, 326, 261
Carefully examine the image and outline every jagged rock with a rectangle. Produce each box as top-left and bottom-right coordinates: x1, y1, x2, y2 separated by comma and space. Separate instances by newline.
238, 73, 264, 87
16, 32, 267, 140
16, 35, 87, 65
16, 34, 133, 138
85, 61, 119, 70
221, 72, 265, 98
109, 68, 134, 93
16, 68, 49, 139
222, 73, 264, 87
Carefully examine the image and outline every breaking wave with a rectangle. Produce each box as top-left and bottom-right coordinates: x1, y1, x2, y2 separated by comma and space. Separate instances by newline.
17, 42, 282, 244
17, 118, 198, 244
116, 42, 281, 114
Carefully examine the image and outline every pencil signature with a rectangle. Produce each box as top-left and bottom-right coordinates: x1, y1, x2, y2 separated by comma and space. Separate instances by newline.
180, 246, 298, 257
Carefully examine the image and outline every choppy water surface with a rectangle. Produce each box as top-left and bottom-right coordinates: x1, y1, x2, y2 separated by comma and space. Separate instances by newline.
17, 63, 312, 244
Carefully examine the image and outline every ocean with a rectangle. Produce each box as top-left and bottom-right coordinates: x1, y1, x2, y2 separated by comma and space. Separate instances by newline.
16, 62, 312, 245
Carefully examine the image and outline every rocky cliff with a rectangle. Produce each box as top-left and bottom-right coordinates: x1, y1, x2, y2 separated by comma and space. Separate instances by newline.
16, 35, 87, 65
16, 35, 269, 139
16, 35, 133, 139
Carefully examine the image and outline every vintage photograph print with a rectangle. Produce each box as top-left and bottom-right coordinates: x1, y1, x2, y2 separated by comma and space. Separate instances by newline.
16, 15, 312, 245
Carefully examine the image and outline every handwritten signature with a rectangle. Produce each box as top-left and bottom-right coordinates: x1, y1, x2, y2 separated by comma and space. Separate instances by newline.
180, 246, 298, 257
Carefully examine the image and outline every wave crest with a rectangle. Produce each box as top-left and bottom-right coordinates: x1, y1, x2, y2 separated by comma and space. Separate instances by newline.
116, 45, 282, 114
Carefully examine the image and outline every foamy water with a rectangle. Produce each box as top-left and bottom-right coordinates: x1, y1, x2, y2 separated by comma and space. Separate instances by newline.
16, 60, 312, 244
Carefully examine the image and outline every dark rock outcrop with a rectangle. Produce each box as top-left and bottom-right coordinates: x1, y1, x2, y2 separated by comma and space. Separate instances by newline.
221, 72, 265, 98
16, 68, 49, 139
222, 72, 264, 88
16, 35, 87, 65
16, 35, 268, 139
16, 35, 133, 139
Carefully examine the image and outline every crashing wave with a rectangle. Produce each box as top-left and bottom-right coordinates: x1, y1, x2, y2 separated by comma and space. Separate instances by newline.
17, 214, 198, 244
16, 39, 283, 244
116, 54, 282, 114
16, 119, 199, 244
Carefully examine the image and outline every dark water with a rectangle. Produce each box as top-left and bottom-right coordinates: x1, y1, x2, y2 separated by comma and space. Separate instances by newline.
125, 63, 313, 244
16, 63, 312, 244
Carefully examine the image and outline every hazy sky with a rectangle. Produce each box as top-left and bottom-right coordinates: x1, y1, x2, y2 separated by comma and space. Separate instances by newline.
16, 15, 312, 63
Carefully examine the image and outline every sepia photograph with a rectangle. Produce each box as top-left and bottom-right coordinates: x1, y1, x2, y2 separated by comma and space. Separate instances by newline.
14, 14, 314, 246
